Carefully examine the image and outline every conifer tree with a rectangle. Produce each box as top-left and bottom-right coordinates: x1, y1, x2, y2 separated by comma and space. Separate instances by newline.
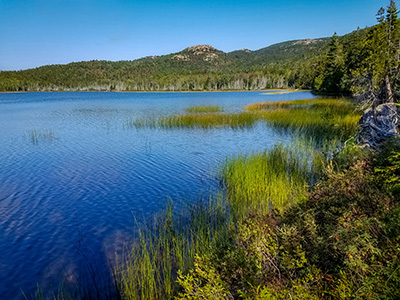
351, 0, 400, 107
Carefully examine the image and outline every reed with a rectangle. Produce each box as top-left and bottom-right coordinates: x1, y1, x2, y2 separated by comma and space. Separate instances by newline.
131, 98, 360, 138
221, 134, 346, 220
159, 113, 257, 129
118, 195, 231, 300
131, 113, 257, 129
185, 106, 223, 113
26, 129, 56, 145
221, 145, 303, 220
246, 98, 355, 112
246, 98, 361, 141
118, 136, 340, 299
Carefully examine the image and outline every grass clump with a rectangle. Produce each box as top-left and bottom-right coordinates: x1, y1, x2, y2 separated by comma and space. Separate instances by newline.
246, 98, 354, 112
117, 196, 231, 300
131, 112, 257, 129
25, 129, 56, 145
185, 105, 223, 113
159, 113, 256, 129
246, 98, 362, 140
221, 145, 312, 220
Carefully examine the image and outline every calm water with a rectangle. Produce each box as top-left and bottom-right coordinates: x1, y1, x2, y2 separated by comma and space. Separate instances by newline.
0, 91, 315, 299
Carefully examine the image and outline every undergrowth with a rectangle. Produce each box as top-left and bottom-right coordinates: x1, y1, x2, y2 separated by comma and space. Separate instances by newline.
176, 140, 400, 299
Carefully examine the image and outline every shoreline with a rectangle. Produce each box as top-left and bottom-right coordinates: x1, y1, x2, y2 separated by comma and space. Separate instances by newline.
0, 88, 309, 95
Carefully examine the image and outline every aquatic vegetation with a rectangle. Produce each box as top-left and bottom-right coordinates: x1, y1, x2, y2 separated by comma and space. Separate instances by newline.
25, 129, 56, 145
118, 195, 231, 300
118, 137, 340, 299
221, 140, 333, 220
131, 98, 360, 140
131, 112, 257, 129
185, 105, 223, 113
260, 89, 304, 95
246, 98, 362, 140
246, 98, 353, 111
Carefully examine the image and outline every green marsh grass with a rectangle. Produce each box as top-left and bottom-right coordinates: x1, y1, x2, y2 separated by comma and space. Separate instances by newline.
118, 195, 231, 300
131, 98, 360, 138
185, 105, 223, 113
246, 98, 361, 141
131, 112, 257, 129
221, 141, 334, 220
246, 98, 354, 111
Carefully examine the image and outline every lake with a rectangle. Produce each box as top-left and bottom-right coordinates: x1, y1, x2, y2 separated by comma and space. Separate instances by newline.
0, 91, 316, 299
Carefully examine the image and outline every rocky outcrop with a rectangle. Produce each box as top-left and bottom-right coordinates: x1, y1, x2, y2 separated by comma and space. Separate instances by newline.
171, 45, 223, 62
357, 103, 400, 148
185, 44, 220, 54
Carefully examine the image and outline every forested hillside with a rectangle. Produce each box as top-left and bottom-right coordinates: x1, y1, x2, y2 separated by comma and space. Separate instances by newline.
0, 24, 387, 94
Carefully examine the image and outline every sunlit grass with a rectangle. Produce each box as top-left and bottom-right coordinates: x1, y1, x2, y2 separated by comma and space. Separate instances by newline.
220, 140, 334, 220
118, 195, 230, 300
118, 137, 341, 299
246, 98, 355, 112
185, 105, 223, 113
131, 98, 361, 140
131, 112, 257, 129
260, 89, 304, 95
245, 98, 362, 141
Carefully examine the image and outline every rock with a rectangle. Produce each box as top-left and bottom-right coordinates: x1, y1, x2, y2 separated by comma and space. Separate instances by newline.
186, 45, 219, 54
357, 103, 400, 148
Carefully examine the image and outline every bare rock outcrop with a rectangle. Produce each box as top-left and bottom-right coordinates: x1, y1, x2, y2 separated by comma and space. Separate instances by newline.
356, 103, 400, 148
186, 44, 219, 54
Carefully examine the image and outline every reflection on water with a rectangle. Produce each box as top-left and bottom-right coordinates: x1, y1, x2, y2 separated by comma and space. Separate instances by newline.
0, 91, 316, 299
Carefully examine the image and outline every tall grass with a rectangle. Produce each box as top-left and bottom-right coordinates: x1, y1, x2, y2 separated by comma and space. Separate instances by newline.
131, 98, 360, 140
246, 98, 354, 112
185, 106, 223, 113
220, 140, 334, 220
118, 195, 231, 300
131, 112, 257, 129
246, 98, 362, 141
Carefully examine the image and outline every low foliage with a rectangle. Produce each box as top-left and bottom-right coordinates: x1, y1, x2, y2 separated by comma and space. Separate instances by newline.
176, 142, 400, 299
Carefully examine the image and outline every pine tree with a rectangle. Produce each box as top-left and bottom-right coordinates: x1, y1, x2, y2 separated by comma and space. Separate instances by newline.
313, 33, 345, 94
351, 1, 400, 106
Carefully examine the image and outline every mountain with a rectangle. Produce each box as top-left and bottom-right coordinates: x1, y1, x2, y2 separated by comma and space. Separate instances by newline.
0, 35, 343, 92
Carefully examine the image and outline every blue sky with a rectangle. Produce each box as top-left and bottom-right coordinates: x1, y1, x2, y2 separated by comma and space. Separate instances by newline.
0, 0, 386, 70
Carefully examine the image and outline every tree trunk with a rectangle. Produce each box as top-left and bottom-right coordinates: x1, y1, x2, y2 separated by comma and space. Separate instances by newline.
385, 74, 394, 103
